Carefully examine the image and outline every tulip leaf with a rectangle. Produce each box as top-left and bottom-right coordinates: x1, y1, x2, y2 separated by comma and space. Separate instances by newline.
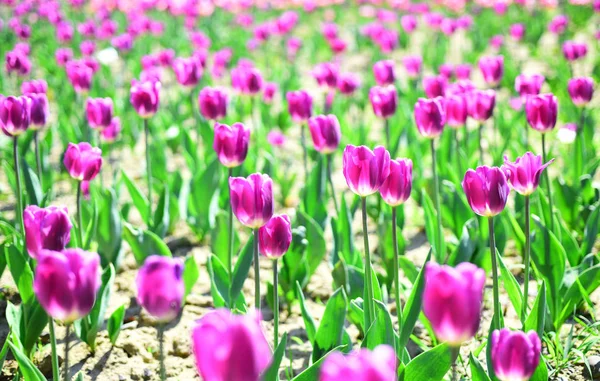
296, 281, 317, 345
74, 372, 84, 381
83, 197, 99, 251
151, 184, 170, 238
262, 332, 288, 381
0, 331, 9, 375
469, 353, 491, 381
123, 223, 172, 266
362, 300, 396, 350
422, 190, 445, 263
230, 235, 254, 305
496, 250, 523, 318
292, 345, 347, 381
403, 343, 452, 381
207, 254, 230, 308
107, 304, 126, 345
580, 201, 600, 257
301, 156, 328, 228
529, 357, 549, 381
331, 196, 357, 267
183, 255, 200, 298
6, 244, 34, 304
296, 211, 327, 277
23, 300, 49, 355
8, 340, 47, 381
312, 287, 348, 363
96, 187, 123, 269
188, 158, 221, 239
525, 282, 546, 338
22, 162, 43, 207
121, 170, 149, 224
558, 263, 600, 327
210, 212, 240, 272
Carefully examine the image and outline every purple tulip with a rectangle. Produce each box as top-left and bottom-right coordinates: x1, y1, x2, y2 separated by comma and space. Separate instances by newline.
308, 114, 341, 154
562, 41, 587, 61
130, 79, 161, 118
414, 97, 445, 138
22, 79, 48, 94
263, 82, 277, 103
267, 130, 286, 147
33, 248, 101, 323
423, 262, 485, 346
229, 173, 274, 228
369, 85, 397, 119
491, 329, 542, 381
462, 166, 510, 217
313, 62, 339, 89
525, 94, 558, 133
27, 93, 49, 128
402, 55, 422, 78
55, 48, 73, 67
455, 64, 472, 80
198, 87, 228, 120
192, 309, 271, 381
0, 95, 30, 137
136, 255, 185, 322
503, 152, 554, 196
66, 60, 93, 93
80, 40, 96, 56
5, 49, 31, 75
172, 56, 202, 87
320, 345, 397, 381
258, 214, 292, 258
515, 74, 545, 100
478, 55, 504, 86
287, 90, 313, 122
567, 77, 594, 107
86, 97, 113, 129
337, 72, 360, 95
509, 23, 525, 41
373, 60, 395, 86
100, 117, 121, 143
231, 65, 263, 95
213, 122, 250, 168
467, 89, 496, 122
23, 205, 72, 260
423, 75, 447, 98
380, 158, 412, 207
438, 63, 454, 80
548, 14, 568, 34
343, 145, 391, 197
400, 14, 417, 33
63, 142, 103, 182
445, 93, 468, 127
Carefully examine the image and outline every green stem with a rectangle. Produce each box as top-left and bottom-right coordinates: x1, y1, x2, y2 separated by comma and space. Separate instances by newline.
300, 123, 308, 183
326, 154, 339, 215
144, 119, 153, 229
63, 324, 70, 381
454, 128, 463, 176
392, 207, 403, 350
522, 195, 531, 324
254, 229, 261, 311
273, 259, 279, 349
227, 167, 234, 307
49, 319, 59, 381
478, 123, 484, 163
574, 108, 585, 183
541, 134, 554, 231
34, 130, 43, 190
76, 182, 83, 248
489, 216, 500, 328
158, 325, 166, 381
384, 118, 390, 150
524, 116, 529, 150
361, 197, 375, 329
430, 139, 443, 260
450, 346, 460, 381
13, 137, 24, 233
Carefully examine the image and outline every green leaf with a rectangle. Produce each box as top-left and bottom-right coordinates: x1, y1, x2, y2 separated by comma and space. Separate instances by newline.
362, 300, 396, 350
558, 264, 600, 327
297, 211, 327, 277
529, 357, 549, 381
8, 340, 47, 381
96, 188, 123, 269
183, 255, 200, 298
497, 251, 523, 318
107, 304, 126, 345
469, 353, 492, 381
296, 282, 317, 345
152, 184, 170, 238
188, 158, 221, 237
121, 170, 149, 223
292, 345, 347, 381
301, 156, 328, 228
524, 282, 546, 338
22, 163, 43, 207
230, 235, 255, 304
422, 190, 445, 263
403, 343, 452, 381
262, 332, 288, 381
580, 202, 600, 257
0, 329, 10, 374
6, 244, 34, 304
122, 223, 172, 266
331, 196, 357, 266
207, 255, 230, 308
210, 212, 240, 272
83, 198, 99, 250
23, 301, 48, 355
312, 287, 348, 362
74, 372, 84, 381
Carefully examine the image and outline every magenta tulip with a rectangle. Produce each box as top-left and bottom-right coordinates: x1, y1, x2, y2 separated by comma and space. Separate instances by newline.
548, 15, 568, 34
380, 158, 412, 207
63, 142, 103, 182
438, 63, 454, 80
313, 62, 339, 89
229, 173, 274, 228
567, 77, 594, 107
5, 49, 31, 75
213, 122, 250, 168
258, 214, 292, 258
525, 94, 558, 133
337, 72, 360, 95
320, 345, 397, 381
491, 329, 542, 381
373, 60, 395, 86
136, 255, 185, 322
308, 114, 341, 154
231, 65, 263, 95
23, 205, 72, 260
130, 79, 161, 118
369, 85, 397, 119
509, 23, 525, 41
515, 74, 544, 100
172, 56, 202, 87
455, 64, 472, 80
467, 89, 496, 122
402, 55, 422, 78
26, 93, 49, 128
400, 14, 417, 33
478, 55, 504, 86
503, 152, 554, 196
100, 117, 121, 143
423, 75, 447, 98
55, 48, 73, 67
263, 82, 277, 103
22, 79, 48, 94
86, 97, 113, 129
287, 90, 313, 122
0, 95, 30, 137
267, 130, 286, 147
198, 87, 228, 120
423, 262, 485, 346
445, 93, 468, 127
66, 60, 93, 93
414, 97, 445, 138
343, 145, 391, 197
462, 166, 510, 217
562, 41, 587, 61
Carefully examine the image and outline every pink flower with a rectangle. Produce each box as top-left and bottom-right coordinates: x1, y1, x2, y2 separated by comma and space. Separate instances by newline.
478, 55, 504, 86
567, 77, 594, 106
229, 173, 274, 228
213, 122, 250, 168
308, 114, 341, 154
373, 60, 395, 86
63, 142, 103, 181
23, 205, 72, 260
503, 152, 554, 196
130, 79, 161, 118
136, 255, 185, 322
525, 93, 558, 133
258, 214, 292, 258
320, 345, 397, 381
343, 145, 391, 197
198, 87, 227, 120
414, 97, 445, 138
491, 329, 542, 381
369, 86, 397, 119
380, 158, 412, 207
462, 166, 510, 217
287, 90, 313, 122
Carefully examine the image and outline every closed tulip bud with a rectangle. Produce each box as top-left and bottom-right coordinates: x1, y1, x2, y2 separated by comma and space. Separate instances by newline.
515, 74, 544, 100
263, 82, 277, 103
438, 63, 454, 80
66, 61, 93, 93
172, 57, 202, 87
567, 77, 594, 107
491, 329, 542, 381
111, 33, 133, 52
510, 23, 525, 41
23, 205, 72, 260
414, 97, 445, 138
130, 79, 161, 118
80, 40, 96, 56
373, 60, 395, 86
525, 93, 557, 133
369, 85, 397, 119
562, 41, 587, 61
55, 48, 73, 67
101, 117, 121, 143
313, 62, 339, 89
402, 55, 422, 78
27, 93, 49, 128
230, 173, 274, 228
337, 72, 360, 95
267, 130, 286, 147
401, 14, 417, 33
5, 50, 31, 75
467, 89, 496, 122
343, 145, 391, 197
198, 87, 227, 120
478, 55, 504, 86
213, 122, 250, 168
455, 64, 472, 80
548, 15, 568, 34
320, 345, 397, 381
423, 262, 485, 346
462, 166, 510, 217
22, 79, 48, 94
503, 152, 554, 196
444, 93, 468, 127
63, 142, 103, 182
287, 90, 313, 122
34, 248, 101, 323
259, 214, 292, 258
232, 66, 263, 95
192, 309, 271, 381
136, 255, 184, 322
0, 95, 30, 137
308, 114, 341, 154
423, 75, 447, 98
380, 158, 412, 207
86, 97, 113, 129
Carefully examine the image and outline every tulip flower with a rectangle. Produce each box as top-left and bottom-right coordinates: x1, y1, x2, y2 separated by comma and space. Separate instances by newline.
515, 74, 544, 101
373, 60, 395, 86
5, 49, 31, 75
86, 97, 113, 130
26, 93, 49, 181
455, 64, 471, 80
267, 130, 286, 147
562, 41, 587, 61
510, 23, 525, 41
445, 93, 468, 128
414, 97, 445, 139
22, 79, 48, 94
438, 63, 454, 80
213, 122, 250, 168
402, 55, 422, 78
478, 55, 504, 87
423, 262, 485, 346
192, 309, 271, 381
467, 89, 496, 161
320, 345, 397, 381
23, 205, 72, 260
401, 15, 417, 33
66, 60, 93, 93
491, 329, 542, 381
337, 72, 360, 95
198, 87, 227, 120
172, 56, 202, 87
100, 117, 121, 143
231, 65, 263, 95
312, 62, 339, 89
548, 14, 568, 34
423, 75, 447, 98
369, 85, 397, 147
567, 77, 594, 107
263, 82, 277, 104
55, 48, 73, 67
308, 114, 341, 212
526, 94, 558, 134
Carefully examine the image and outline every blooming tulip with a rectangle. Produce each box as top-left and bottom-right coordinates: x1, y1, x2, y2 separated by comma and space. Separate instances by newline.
402, 55, 422, 78
445, 93, 468, 127
213, 123, 250, 168
467, 89, 496, 122
423, 75, 447, 98
136, 255, 185, 322
400, 15, 417, 33
515, 74, 544, 100
258, 214, 292, 258
491, 329, 542, 381
567, 77, 594, 107
198, 87, 227, 120
66, 60, 93, 93
562, 41, 587, 61
373, 60, 395, 86
308, 114, 341, 154
478, 55, 504, 86
548, 15, 568, 34
0, 95, 30, 136
5, 49, 31, 75
63, 142, 103, 182
380, 158, 412, 207
438, 63, 454, 80
231, 65, 263, 95
101, 117, 121, 143
55, 48, 73, 67
229, 173, 273, 229
414, 97, 445, 138
172, 56, 202, 87
287, 90, 313, 122
423, 262, 485, 346
503, 152, 554, 196
26, 93, 49, 129
86, 97, 113, 129
337, 72, 360, 95
320, 345, 397, 381
23, 206, 72, 260
22, 79, 48, 94
130, 79, 161, 118
343, 145, 390, 197
525, 94, 557, 133
462, 166, 510, 217
369, 86, 397, 119
313, 62, 339, 89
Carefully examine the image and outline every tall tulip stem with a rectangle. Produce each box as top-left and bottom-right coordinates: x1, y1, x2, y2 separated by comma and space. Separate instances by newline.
13, 137, 24, 233
273, 259, 279, 349
361, 197, 375, 330
76, 181, 84, 248
392, 207, 403, 347
144, 119, 153, 229
227, 167, 234, 304
522, 195, 531, 324
430, 139, 443, 259
454, 129, 463, 176
575, 108, 586, 182
384, 118, 391, 149
488, 216, 500, 328
158, 325, 166, 381
300, 123, 309, 183
541, 134, 554, 231
49, 319, 59, 381
253, 228, 261, 311
63, 324, 71, 381
326, 154, 339, 215
450, 346, 460, 381
34, 130, 43, 189
478, 123, 484, 163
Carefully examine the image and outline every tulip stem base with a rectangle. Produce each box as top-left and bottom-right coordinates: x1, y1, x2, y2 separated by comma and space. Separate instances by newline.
254, 229, 261, 311
13, 137, 24, 234
326, 154, 339, 215
522, 196, 531, 324
64, 324, 71, 381
227, 167, 234, 307
392, 207, 403, 352
158, 325, 166, 381
273, 259, 279, 349
49, 319, 59, 381
361, 197, 375, 330
541, 134, 554, 232
144, 119, 153, 229
489, 217, 501, 328
76, 182, 84, 249
430, 139, 443, 261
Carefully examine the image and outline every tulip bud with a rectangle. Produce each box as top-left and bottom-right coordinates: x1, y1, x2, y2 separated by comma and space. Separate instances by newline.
402, 55, 422, 78
86, 97, 113, 130
172, 56, 202, 87
258, 214, 292, 258
0, 95, 30, 137
313, 62, 339, 89
515, 74, 544, 100
525, 93, 557, 133
23, 205, 72, 260
63, 142, 103, 182
478, 55, 504, 86
373, 60, 395, 86
509, 23, 525, 41
267, 130, 286, 147
455, 64, 471, 80
55, 48, 73, 67
548, 14, 568, 34
287, 90, 313, 122
230, 173, 274, 228
380, 158, 412, 207
34, 248, 101, 323
66, 60, 93, 93
462, 166, 510, 217
320, 345, 397, 381
130, 79, 161, 118
562, 41, 587, 61
423, 262, 485, 346
101, 117, 121, 143
369, 85, 397, 119
231, 65, 263, 95
567, 77, 594, 107
438, 63, 454, 80
503, 152, 554, 196
414, 97, 445, 138
5, 50, 31, 75
136, 255, 185, 322
444, 93, 468, 127
198, 87, 228, 120
22, 79, 48, 94
80, 40, 96, 56
337, 72, 360, 95
111, 33, 133, 52
343, 145, 391, 197
192, 309, 272, 381
423, 75, 447, 98
263, 82, 277, 103
27, 93, 49, 129
491, 329, 542, 381
400, 14, 417, 33
213, 122, 250, 168
308, 114, 341, 154
467, 89, 496, 122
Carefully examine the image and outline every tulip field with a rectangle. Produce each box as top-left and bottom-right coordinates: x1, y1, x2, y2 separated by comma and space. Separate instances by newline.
2, 0, 600, 380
